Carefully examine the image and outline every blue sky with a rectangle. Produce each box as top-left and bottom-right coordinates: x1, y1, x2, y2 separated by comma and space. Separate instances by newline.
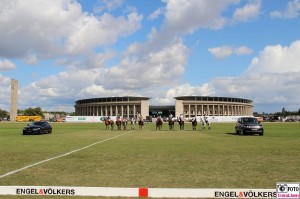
1, 0, 300, 113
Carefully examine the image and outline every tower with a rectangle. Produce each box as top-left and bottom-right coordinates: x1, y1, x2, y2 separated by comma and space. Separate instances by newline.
10, 79, 18, 122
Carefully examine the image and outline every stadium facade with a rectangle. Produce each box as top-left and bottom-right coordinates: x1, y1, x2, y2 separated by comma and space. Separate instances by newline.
174, 96, 253, 118
74, 96, 253, 118
75, 96, 150, 119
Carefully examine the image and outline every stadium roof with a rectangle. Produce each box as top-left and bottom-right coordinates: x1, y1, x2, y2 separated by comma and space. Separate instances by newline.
174, 96, 253, 103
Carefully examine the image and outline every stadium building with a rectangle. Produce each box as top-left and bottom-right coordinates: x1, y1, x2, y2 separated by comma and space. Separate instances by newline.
174, 96, 253, 118
75, 96, 150, 119
75, 96, 253, 119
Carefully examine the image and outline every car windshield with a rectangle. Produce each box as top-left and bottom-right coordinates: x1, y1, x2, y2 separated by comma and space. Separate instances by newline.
29, 122, 44, 126
242, 118, 259, 124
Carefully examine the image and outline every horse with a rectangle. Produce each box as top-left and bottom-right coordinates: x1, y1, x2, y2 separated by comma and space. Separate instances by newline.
116, 120, 122, 130
109, 119, 114, 130
138, 120, 144, 130
130, 118, 136, 130
156, 117, 163, 130
122, 119, 127, 130
201, 117, 210, 131
168, 117, 174, 130
104, 118, 111, 130
178, 118, 184, 130
191, 118, 197, 131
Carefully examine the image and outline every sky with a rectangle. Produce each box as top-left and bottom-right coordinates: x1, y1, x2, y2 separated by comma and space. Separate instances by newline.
1, 0, 300, 114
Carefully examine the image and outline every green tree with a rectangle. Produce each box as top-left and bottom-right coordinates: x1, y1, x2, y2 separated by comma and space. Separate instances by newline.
0, 109, 8, 119
23, 107, 44, 117
281, 107, 286, 117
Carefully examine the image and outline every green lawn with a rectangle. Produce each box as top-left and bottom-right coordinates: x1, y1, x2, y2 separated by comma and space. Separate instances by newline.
0, 122, 299, 198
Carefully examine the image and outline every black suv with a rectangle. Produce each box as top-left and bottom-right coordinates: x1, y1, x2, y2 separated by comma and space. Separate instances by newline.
235, 117, 264, 136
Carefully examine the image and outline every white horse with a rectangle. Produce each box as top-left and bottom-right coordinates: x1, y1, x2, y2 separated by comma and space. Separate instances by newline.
201, 116, 211, 130
130, 117, 136, 130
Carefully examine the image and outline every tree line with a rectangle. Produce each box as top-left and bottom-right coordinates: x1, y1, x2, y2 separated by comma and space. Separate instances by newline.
0, 107, 74, 120
253, 107, 300, 117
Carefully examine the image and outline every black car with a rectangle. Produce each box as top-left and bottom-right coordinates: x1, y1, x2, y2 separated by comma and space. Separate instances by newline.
23, 121, 52, 135
235, 117, 264, 136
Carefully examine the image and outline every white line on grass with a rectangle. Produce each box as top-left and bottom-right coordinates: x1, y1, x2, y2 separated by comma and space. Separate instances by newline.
0, 131, 134, 179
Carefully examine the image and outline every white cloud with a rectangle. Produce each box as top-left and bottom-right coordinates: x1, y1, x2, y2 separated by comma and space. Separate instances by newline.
95, 39, 188, 90
270, 0, 300, 19
208, 46, 233, 59
15, 40, 300, 113
10, 37, 188, 112
150, 83, 214, 106
148, 7, 164, 21
154, 40, 300, 112
247, 40, 300, 74
93, 0, 123, 13
0, 59, 16, 71
18, 69, 101, 111
232, 0, 261, 22
0, 74, 12, 111
235, 46, 253, 55
208, 40, 300, 112
0, 0, 142, 60
25, 54, 38, 65
162, 0, 238, 34
208, 46, 253, 59
66, 12, 143, 54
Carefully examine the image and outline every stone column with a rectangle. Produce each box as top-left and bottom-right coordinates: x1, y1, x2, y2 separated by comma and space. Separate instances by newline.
127, 105, 130, 118
175, 100, 183, 117
10, 79, 18, 122
133, 104, 136, 118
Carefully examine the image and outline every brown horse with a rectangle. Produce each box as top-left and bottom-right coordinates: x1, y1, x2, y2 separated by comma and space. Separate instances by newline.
104, 118, 111, 129
156, 117, 163, 130
116, 120, 122, 130
168, 117, 174, 130
109, 120, 114, 130
138, 120, 144, 130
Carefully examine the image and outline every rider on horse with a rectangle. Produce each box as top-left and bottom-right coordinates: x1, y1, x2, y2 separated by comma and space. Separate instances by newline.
178, 114, 184, 130
122, 116, 127, 130
168, 113, 174, 130
156, 115, 163, 130
131, 117, 136, 130
191, 116, 197, 131
138, 114, 144, 130
116, 114, 122, 130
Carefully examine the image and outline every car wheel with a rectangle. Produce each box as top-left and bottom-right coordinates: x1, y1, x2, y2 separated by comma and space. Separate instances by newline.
39, 130, 43, 135
235, 128, 239, 134
259, 131, 264, 136
48, 129, 52, 134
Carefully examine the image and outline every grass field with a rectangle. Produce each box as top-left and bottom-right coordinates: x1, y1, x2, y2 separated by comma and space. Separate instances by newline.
0, 121, 299, 199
